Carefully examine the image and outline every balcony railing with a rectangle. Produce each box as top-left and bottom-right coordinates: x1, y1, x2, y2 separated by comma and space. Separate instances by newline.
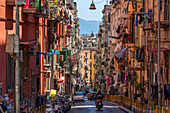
6, 0, 26, 6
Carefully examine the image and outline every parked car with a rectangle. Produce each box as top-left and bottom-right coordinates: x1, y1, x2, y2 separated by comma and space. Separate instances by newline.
73, 92, 85, 104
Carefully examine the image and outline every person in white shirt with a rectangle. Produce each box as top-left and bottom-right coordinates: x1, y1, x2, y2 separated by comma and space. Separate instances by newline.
4, 89, 13, 113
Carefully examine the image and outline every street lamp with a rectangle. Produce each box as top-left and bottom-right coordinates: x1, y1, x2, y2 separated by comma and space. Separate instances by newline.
89, 0, 96, 10
89, 0, 108, 10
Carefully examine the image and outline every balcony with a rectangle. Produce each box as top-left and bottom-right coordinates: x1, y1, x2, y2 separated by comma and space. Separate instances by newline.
66, 0, 74, 10
6, 0, 25, 6
22, 0, 42, 14
143, 21, 154, 31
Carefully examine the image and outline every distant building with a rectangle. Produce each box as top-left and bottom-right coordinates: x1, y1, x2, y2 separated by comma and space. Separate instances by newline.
79, 32, 97, 87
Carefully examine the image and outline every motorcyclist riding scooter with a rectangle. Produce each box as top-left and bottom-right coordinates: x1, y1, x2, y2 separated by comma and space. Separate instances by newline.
95, 90, 103, 110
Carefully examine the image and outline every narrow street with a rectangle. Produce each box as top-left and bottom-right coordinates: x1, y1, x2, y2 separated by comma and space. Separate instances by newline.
67, 97, 126, 113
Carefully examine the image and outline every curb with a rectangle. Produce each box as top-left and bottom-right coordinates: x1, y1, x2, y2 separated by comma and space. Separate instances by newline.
105, 100, 133, 113
119, 106, 133, 113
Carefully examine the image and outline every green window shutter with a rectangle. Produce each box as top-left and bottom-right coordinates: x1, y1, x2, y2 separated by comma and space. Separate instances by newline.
57, 54, 59, 63
59, 61, 64, 68
69, 50, 71, 56
71, 36, 73, 47
60, 51, 65, 59
62, 48, 68, 60
36, 0, 41, 12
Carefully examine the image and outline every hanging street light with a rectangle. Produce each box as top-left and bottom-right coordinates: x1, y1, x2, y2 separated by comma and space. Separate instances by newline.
89, 0, 108, 10
89, 0, 96, 10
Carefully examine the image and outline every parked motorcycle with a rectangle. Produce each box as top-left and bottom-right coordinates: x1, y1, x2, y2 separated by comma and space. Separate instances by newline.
63, 95, 72, 111
54, 100, 64, 113
49, 93, 72, 113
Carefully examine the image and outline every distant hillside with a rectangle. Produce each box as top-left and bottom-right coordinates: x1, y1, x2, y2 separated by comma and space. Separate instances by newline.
79, 18, 101, 35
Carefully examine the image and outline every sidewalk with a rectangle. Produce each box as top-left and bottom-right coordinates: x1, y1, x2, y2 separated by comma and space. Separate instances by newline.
106, 100, 133, 113
105, 95, 170, 113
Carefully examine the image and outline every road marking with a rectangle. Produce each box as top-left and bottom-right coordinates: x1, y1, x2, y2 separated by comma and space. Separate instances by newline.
71, 105, 119, 109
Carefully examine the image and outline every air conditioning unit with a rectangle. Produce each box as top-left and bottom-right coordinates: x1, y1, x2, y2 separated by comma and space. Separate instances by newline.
60, 55, 63, 61
6, 34, 19, 54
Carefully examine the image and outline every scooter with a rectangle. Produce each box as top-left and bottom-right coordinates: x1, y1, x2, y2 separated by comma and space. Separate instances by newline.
54, 100, 64, 113
96, 99, 103, 110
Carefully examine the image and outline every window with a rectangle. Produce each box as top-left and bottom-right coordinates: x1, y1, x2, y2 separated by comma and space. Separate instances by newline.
85, 52, 87, 57
160, 0, 163, 11
6, 54, 15, 92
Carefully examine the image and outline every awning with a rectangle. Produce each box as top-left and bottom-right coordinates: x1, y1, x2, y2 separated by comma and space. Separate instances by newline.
148, 48, 169, 52
115, 47, 129, 59
57, 79, 64, 83
20, 41, 37, 45
129, 67, 143, 70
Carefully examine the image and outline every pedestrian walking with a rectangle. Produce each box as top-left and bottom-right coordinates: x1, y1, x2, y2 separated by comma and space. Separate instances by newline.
0, 97, 7, 113
4, 89, 13, 113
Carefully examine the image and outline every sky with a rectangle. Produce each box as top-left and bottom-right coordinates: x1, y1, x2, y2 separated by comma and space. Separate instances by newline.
74, 0, 108, 21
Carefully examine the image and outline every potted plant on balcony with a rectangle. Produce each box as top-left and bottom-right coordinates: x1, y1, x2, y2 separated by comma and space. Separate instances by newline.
66, 29, 71, 35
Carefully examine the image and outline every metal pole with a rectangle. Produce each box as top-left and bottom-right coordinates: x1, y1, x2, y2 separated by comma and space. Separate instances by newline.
15, 5, 20, 113
157, 0, 161, 108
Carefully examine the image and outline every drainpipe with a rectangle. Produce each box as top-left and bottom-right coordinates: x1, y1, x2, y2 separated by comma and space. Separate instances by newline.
158, 0, 161, 108
15, 4, 20, 113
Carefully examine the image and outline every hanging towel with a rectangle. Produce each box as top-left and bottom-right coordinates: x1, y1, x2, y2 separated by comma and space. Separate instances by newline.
114, 75, 118, 85
125, 72, 128, 82
24, 0, 29, 8
118, 73, 121, 81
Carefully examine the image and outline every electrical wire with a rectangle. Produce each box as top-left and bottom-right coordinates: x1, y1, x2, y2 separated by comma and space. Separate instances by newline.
94, 0, 106, 4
